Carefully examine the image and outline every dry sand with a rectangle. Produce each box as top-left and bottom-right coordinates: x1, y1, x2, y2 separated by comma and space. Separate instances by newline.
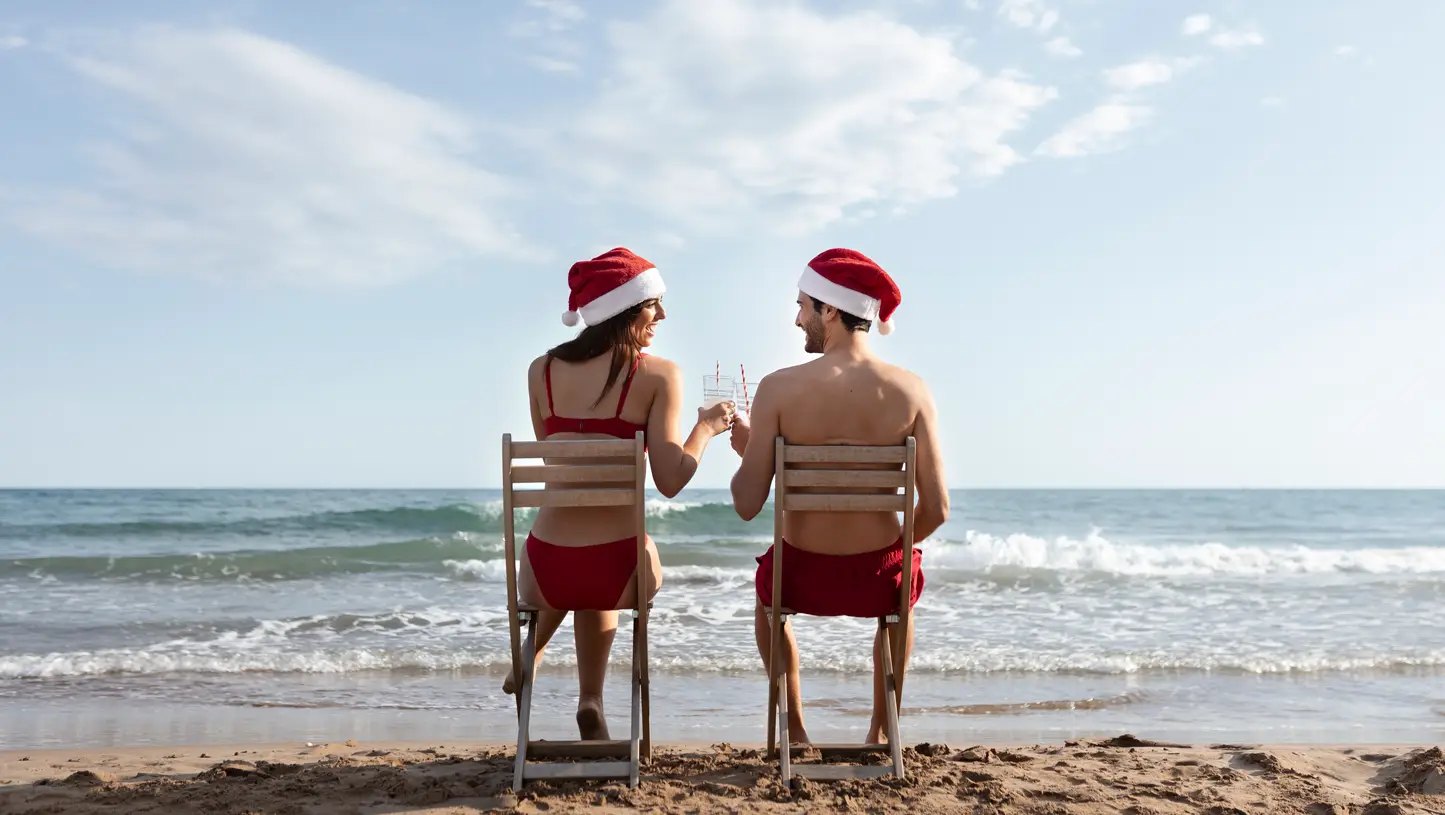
3, 736, 1443, 814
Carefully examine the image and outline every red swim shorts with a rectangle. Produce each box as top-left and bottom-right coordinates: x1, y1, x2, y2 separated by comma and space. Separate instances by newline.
755, 538, 925, 618
526, 533, 638, 611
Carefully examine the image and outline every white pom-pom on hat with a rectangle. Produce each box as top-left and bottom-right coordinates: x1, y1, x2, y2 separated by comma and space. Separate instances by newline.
562, 310, 581, 327
878, 318, 894, 335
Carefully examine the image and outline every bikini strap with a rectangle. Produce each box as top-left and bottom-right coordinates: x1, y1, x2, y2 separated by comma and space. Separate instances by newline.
543, 356, 556, 415
614, 354, 643, 418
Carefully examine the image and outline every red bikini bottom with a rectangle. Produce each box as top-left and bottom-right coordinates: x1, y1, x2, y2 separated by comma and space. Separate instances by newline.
526, 533, 639, 611
755, 537, 924, 618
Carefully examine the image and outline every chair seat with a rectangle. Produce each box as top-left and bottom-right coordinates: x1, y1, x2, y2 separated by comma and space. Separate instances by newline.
771, 607, 901, 624
518, 602, 654, 614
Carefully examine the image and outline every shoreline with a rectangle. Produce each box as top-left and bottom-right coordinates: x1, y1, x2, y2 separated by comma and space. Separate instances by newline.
4, 738, 1442, 814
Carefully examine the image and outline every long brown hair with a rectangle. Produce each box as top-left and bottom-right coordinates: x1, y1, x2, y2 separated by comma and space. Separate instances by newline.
546, 299, 655, 408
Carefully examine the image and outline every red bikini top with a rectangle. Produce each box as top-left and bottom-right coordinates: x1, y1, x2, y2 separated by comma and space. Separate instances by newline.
542, 354, 648, 444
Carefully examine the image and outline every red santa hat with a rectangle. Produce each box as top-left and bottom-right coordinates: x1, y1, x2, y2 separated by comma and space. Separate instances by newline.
562, 247, 667, 327
797, 248, 901, 335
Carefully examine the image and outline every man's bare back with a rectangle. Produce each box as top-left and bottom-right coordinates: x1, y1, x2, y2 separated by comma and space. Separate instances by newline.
740, 352, 945, 555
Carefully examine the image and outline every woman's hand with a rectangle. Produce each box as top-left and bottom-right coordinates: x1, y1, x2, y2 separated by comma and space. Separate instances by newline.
697, 401, 736, 436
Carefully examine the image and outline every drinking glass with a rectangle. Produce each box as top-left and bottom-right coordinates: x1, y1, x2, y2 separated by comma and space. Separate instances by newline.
702, 375, 736, 410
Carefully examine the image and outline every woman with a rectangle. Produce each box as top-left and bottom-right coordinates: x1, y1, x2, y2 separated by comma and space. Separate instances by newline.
504, 247, 735, 741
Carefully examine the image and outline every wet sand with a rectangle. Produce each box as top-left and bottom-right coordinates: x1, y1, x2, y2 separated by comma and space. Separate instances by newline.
3, 736, 1443, 814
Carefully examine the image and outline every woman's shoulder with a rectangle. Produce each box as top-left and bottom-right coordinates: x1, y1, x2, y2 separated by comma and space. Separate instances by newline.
526, 354, 554, 386
637, 353, 680, 381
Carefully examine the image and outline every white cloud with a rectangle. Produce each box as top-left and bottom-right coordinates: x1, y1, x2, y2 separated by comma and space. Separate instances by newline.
520, 0, 585, 32
510, 0, 587, 73
3, 27, 532, 286
998, 0, 1058, 32
1184, 15, 1264, 50
1103, 60, 1173, 91
561, 0, 1057, 235
963, 0, 983, 9
1334, 45, 1358, 57
1, 35, 28, 50
529, 55, 581, 73
1260, 96, 1284, 107
1209, 28, 1264, 49
1181, 14, 1212, 37
1035, 101, 1152, 158
1045, 36, 1081, 58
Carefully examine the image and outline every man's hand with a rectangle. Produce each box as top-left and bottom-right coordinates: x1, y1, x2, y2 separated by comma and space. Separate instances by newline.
729, 410, 751, 456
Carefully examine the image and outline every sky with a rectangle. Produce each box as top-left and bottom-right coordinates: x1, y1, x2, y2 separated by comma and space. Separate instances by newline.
1, 0, 1442, 491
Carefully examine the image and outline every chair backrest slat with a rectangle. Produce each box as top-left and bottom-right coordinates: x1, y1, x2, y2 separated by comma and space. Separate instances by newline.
783, 445, 906, 464
510, 439, 637, 460
511, 464, 635, 485
784, 470, 907, 489
782, 493, 907, 513
511, 487, 637, 508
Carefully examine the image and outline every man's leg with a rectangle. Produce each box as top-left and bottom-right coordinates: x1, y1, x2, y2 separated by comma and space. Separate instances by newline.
503, 609, 567, 695
754, 601, 809, 744
574, 609, 619, 740
866, 613, 914, 745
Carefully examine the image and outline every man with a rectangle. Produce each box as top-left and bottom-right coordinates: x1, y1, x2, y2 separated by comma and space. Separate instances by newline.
728, 248, 949, 746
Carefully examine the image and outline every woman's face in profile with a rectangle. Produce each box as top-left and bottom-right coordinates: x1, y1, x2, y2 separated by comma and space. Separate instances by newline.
632, 299, 665, 348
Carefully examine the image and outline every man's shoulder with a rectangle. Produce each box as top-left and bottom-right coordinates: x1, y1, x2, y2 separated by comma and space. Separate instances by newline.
757, 362, 811, 391
879, 359, 931, 393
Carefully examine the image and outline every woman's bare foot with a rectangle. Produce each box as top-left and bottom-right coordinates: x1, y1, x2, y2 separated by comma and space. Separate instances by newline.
865, 718, 889, 745
576, 696, 609, 741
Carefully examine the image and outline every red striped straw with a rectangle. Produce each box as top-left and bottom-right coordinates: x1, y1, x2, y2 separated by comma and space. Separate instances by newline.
740, 364, 749, 406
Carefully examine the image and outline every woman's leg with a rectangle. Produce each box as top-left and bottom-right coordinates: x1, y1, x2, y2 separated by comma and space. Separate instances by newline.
502, 610, 566, 694
573, 609, 618, 739
571, 538, 663, 740
504, 540, 567, 695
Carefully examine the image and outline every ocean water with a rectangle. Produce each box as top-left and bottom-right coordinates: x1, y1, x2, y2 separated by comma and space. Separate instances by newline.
2, 488, 1443, 750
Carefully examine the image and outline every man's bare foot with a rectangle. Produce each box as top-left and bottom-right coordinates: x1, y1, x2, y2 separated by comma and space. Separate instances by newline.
576, 697, 609, 741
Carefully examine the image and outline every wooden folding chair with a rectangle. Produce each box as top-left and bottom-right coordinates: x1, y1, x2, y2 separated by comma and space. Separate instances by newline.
765, 436, 917, 783
501, 430, 651, 792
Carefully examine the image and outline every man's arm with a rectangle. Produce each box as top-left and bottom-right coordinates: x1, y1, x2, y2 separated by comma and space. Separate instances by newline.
729, 375, 782, 521
910, 382, 950, 542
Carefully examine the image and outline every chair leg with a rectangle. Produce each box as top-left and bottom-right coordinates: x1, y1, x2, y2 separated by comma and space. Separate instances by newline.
512, 613, 538, 793
627, 614, 642, 789
767, 607, 787, 761
629, 670, 641, 788
638, 614, 651, 763
776, 617, 791, 784
777, 667, 791, 784
766, 629, 778, 759
878, 622, 904, 779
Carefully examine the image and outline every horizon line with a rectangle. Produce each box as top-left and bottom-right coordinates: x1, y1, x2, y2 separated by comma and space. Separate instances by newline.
2, 485, 1442, 492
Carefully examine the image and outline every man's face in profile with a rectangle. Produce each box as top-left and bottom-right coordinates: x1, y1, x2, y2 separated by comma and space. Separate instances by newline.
796, 295, 826, 354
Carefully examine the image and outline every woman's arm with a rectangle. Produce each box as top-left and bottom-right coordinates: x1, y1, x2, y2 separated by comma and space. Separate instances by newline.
527, 356, 548, 441
646, 359, 730, 498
